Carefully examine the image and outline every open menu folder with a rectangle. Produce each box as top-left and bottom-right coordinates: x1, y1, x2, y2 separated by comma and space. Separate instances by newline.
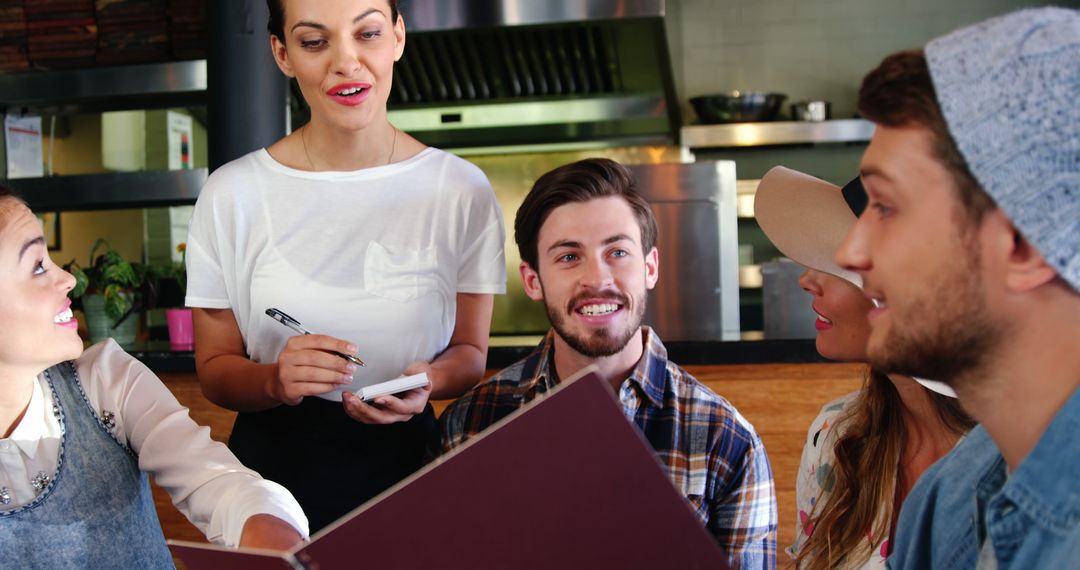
169, 366, 730, 569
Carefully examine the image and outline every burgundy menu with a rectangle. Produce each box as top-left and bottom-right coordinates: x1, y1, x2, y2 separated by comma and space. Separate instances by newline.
170, 367, 729, 569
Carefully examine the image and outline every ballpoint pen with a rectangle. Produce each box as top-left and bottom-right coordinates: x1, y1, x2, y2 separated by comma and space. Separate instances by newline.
265, 307, 366, 366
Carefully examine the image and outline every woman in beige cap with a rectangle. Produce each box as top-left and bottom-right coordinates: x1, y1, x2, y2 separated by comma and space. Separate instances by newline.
754, 166, 972, 569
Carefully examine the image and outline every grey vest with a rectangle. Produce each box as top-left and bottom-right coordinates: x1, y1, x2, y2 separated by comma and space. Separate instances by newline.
0, 361, 173, 569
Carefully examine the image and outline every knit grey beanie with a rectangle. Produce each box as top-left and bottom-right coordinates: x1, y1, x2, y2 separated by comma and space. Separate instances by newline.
926, 7, 1080, 291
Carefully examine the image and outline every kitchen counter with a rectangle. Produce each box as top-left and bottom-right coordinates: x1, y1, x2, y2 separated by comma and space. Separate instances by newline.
128, 337, 825, 374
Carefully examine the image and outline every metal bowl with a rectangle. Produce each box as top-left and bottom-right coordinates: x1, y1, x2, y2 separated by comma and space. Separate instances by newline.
690, 92, 788, 124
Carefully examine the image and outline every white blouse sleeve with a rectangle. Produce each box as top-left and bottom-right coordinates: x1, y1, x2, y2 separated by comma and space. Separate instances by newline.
75, 340, 309, 546
184, 166, 233, 309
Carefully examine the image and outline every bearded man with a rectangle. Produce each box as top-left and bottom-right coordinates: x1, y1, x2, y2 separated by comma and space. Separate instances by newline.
439, 158, 777, 570
836, 8, 1080, 569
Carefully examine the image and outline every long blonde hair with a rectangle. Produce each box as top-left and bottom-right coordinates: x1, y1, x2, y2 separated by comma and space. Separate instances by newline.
795, 368, 973, 569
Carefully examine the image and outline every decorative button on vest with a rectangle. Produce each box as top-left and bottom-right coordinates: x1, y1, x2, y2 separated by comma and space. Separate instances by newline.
0, 487, 11, 505
101, 410, 116, 430
30, 472, 50, 494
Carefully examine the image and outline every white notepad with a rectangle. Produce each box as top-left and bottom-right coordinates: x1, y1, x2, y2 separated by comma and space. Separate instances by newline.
354, 373, 430, 401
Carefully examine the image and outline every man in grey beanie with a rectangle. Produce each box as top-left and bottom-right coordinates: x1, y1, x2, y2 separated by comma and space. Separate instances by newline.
834, 7, 1080, 569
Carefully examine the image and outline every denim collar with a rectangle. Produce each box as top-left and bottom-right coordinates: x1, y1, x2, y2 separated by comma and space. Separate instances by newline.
986, 386, 1080, 531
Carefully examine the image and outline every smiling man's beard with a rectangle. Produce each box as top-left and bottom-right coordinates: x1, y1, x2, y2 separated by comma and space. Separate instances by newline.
544, 289, 646, 358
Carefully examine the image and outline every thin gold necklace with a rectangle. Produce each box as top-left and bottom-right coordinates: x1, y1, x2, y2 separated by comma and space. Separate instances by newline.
300, 125, 398, 170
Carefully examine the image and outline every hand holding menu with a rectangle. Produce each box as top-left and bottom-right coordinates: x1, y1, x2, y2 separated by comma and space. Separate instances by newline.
170, 367, 730, 569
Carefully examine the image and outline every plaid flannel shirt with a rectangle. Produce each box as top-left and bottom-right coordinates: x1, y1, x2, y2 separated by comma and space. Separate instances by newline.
440, 327, 778, 569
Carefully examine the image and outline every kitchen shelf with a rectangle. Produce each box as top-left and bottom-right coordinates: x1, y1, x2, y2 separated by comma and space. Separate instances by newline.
0, 60, 207, 113
681, 119, 874, 149
739, 264, 763, 289
736, 178, 760, 218
13, 169, 207, 212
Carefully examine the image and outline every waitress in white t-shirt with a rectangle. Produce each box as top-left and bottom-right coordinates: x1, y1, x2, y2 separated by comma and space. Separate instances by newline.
185, 0, 506, 531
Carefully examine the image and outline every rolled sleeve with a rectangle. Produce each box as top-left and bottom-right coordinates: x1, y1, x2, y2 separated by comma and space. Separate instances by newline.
710, 432, 778, 569
78, 341, 309, 546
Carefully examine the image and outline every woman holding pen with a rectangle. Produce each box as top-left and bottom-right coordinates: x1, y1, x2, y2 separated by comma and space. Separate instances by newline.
185, 0, 506, 531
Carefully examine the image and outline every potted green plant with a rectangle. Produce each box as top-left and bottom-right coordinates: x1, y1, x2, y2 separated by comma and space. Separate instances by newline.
63, 239, 145, 348
146, 243, 192, 350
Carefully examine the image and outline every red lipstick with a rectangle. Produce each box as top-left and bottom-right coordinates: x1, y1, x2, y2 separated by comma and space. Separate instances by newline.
326, 82, 372, 107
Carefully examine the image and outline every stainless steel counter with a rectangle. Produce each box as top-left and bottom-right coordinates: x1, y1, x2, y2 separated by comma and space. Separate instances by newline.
681, 119, 874, 149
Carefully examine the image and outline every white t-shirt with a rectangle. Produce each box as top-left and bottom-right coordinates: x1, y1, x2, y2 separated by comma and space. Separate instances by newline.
186, 147, 506, 401
0, 340, 309, 546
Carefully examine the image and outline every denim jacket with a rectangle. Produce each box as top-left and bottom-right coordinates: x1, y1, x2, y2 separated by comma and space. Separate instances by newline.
888, 387, 1080, 569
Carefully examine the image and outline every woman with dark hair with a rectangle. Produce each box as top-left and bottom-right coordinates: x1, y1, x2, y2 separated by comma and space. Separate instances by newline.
754, 167, 973, 569
0, 187, 307, 565
186, 0, 506, 531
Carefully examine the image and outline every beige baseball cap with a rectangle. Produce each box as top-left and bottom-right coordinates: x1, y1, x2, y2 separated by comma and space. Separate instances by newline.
753, 166, 862, 286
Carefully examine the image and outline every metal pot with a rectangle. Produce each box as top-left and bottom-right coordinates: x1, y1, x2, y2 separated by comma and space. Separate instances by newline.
790, 100, 831, 122
690, 92, 787, 123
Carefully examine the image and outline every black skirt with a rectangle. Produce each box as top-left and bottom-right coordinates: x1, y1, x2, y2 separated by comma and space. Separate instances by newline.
228, 396, 439, 532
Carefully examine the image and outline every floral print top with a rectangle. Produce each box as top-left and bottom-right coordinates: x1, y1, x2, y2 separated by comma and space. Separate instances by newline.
788, 391, 890, 569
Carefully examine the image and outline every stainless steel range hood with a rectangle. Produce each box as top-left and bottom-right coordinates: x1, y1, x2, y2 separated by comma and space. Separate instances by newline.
388, 0, 680, 150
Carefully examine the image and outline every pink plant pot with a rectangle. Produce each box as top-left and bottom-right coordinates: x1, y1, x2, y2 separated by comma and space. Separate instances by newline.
165, 308, 194, 351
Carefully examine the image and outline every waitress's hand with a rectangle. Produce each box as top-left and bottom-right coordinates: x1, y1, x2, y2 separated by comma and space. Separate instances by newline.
273, 334, 359, 406
341, 361, 432, 424
238, 514, 304, 550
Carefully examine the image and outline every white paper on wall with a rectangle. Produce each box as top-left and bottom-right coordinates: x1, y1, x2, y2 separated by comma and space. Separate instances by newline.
4, 114, 44, 179
166, 111, 193, 170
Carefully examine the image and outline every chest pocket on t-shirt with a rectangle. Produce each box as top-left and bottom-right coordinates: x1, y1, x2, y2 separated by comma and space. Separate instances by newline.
364, 241, 440, 303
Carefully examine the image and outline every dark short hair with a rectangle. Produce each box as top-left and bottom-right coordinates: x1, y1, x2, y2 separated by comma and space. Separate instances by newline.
858, 50, 996, 224
514, 158, 658, 270
267, 0, 400, 42
0, 184, 25, 206
0, 185, 27, 230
